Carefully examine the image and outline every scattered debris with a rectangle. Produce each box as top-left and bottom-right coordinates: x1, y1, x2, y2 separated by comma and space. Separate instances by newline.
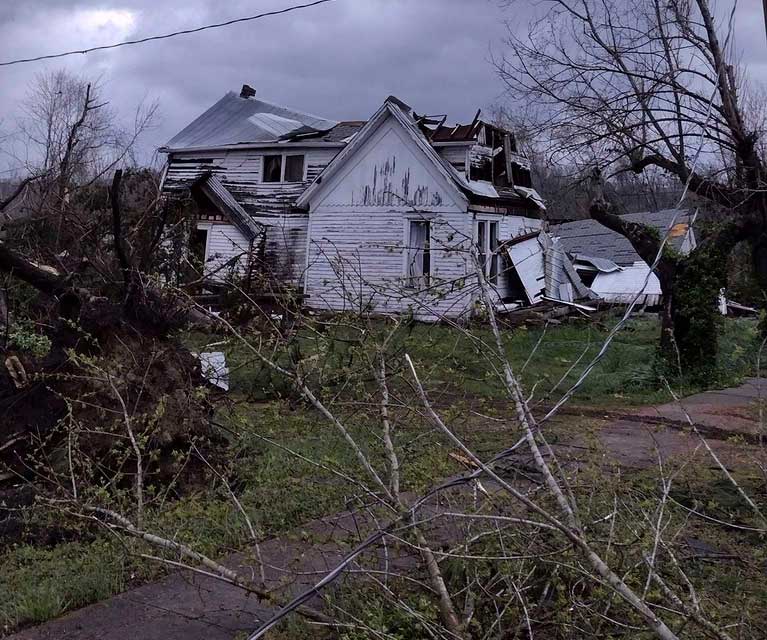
588, 261, 662, 306
196, 351, 230, 391
500, 230, 595, 307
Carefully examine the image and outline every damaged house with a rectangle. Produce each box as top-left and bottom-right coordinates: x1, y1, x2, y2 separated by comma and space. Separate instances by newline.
159, 85, 589, 319
553, 209, 697, 306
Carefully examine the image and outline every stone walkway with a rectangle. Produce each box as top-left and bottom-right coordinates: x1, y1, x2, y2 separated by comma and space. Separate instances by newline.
8, 378, 765, 640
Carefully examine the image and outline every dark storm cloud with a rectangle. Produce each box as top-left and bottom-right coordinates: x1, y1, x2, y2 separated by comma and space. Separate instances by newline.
0, 0, 764, 170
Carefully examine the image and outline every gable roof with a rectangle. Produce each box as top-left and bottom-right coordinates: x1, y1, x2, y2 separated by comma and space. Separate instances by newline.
553, 209, 695, 266
296, 97, 471, 210
162, 91, 338, 151
296, 97, 545, 212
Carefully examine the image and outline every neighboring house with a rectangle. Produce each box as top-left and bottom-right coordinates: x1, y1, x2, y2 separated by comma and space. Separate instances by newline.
160, 85, 583, 319
553, 209, 697, 305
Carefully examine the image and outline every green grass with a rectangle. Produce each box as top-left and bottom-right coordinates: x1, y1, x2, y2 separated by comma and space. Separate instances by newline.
188, 314, 761, 406
1, 315, 762, 634
0, 398, 494, 634
0, 541, 126, 633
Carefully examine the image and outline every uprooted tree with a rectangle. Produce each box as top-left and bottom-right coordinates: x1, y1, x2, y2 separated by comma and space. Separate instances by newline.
496, 0, 767, 377
0, 71, 215, 528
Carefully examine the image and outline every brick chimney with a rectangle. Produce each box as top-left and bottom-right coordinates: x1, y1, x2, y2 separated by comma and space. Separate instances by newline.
240, 84, 256, 99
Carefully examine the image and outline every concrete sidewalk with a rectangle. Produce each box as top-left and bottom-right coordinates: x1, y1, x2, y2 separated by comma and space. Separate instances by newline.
8, 378, 765, 640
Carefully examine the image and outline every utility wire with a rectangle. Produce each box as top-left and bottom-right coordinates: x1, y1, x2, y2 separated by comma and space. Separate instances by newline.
0, 0, 335, 68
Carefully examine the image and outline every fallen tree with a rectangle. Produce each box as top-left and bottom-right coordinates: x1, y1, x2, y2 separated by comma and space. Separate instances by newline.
0, 170, 216, 544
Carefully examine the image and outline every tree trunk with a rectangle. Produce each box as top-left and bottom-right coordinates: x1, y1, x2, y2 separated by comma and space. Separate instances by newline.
656, 245, 728, 382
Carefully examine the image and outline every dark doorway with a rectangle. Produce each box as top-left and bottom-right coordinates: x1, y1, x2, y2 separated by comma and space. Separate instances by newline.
189, 227, 208, 277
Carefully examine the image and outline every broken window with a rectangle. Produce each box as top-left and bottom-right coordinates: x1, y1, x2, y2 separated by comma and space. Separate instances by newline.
407, 220, 431, 288
512, 164, 533, 188
284, 155, 305, 182
263, 155, 282, 183
476, 220, 500, 285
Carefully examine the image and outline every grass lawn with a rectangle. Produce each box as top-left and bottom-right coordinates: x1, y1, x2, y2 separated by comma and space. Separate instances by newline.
1, 314, 762, 634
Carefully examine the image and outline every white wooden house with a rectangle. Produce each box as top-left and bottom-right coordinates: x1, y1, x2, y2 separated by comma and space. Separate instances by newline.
159, 85, 574, 319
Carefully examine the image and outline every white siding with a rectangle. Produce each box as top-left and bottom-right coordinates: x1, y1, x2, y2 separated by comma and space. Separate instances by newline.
164, 146, 337, 285
163, 146, 339, 215
304, 114, 474, 320
196, 222, 251, 280
306, 208, 473, 320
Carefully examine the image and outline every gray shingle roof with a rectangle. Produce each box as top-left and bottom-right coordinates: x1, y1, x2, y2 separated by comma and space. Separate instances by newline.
553, 209, 693, 265
321, 121, 366, 142
163, 91, 337, 150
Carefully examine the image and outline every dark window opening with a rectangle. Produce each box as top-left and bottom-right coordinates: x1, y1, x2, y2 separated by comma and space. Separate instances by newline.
285, 155, 305, 182
263, 155, 282, 182
407, 220, 431, 288
502, 262, 527, 302
512, 164, 533, 188
189, 228, 208, 275
578, 270, 597, 288
470, 156, 493, 182
493, 152, 509, 187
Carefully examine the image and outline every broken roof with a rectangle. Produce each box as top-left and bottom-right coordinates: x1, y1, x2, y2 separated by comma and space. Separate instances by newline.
553, 209, 694, 266
162, 91, 338, 151
295, 96, 544, 212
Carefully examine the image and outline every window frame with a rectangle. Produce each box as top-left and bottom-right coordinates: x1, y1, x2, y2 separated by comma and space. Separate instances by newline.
404, 218, 432, 290
476, 218, 501, 285
261, 152, 306, 184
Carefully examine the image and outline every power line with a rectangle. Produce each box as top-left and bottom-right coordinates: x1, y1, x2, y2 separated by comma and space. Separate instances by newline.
0, 0, 335, 68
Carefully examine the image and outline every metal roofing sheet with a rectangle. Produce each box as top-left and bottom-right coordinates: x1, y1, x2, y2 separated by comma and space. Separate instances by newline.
590, 262, 662, 305
164, 91, 338, 150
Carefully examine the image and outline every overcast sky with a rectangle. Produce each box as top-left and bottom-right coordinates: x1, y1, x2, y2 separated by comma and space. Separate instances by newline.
0, 0, 764, 172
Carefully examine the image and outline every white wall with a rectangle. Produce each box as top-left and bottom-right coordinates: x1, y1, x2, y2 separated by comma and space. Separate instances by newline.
164, 145, 337, 286
196, 222, 251, 280
304, 115, 475, 320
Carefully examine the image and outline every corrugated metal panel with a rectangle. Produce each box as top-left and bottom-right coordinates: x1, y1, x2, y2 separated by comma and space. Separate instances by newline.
164, 92, 338, 150
590, 262, 662, 305
574, 254, 621, 273
506, 235, 546, 304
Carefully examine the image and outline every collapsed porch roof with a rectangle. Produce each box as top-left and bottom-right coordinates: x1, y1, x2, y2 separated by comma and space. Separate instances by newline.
192, 173, 264, 242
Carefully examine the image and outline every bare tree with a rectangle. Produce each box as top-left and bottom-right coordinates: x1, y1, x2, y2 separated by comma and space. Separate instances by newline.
495, 0, 767, 376
2, 69, 157, 252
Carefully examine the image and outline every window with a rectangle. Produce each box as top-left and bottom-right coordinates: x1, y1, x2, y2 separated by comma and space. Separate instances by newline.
285, 155, 305, 182
262, 153, 305, 183
189, 227, 209, 275
476, 220, 500, 285
263, 155, 282, 183
406, 220, 431, 288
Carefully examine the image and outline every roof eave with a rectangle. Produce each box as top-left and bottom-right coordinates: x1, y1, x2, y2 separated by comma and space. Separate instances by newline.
160, 140, 346, 154
468, 195, 543, 216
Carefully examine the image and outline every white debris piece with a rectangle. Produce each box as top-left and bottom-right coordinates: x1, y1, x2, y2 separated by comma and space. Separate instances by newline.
196, 351, 230, 391
590, 261, 662, 305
